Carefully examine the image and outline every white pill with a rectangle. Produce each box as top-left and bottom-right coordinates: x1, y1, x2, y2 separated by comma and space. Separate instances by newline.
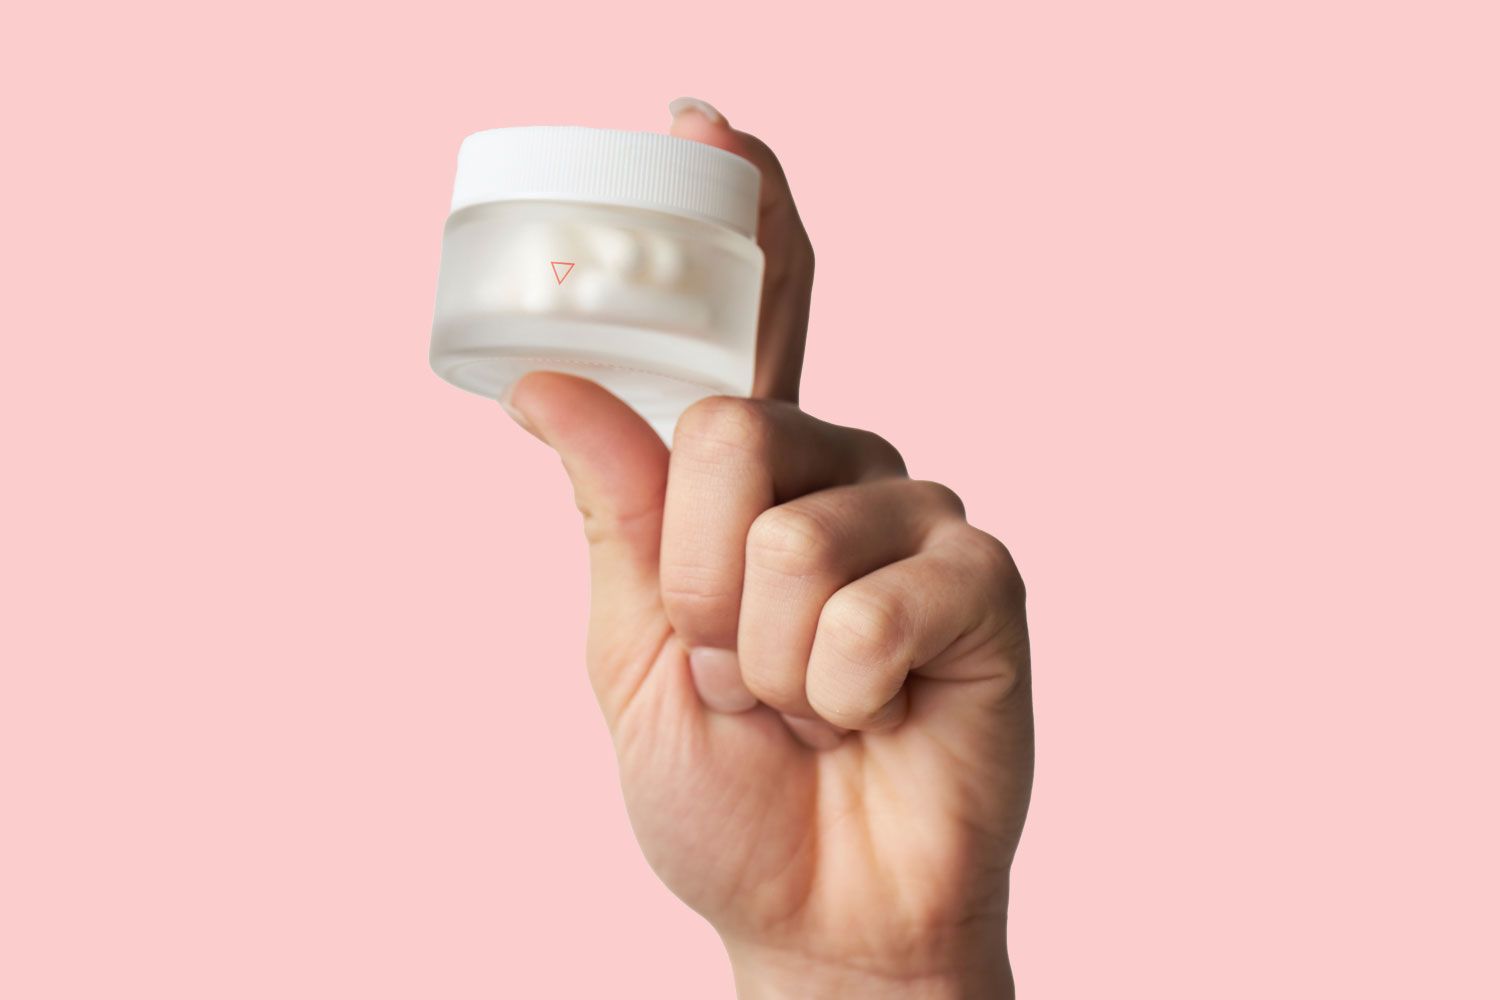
587, 225, 643, 275
642, 230, 686, 285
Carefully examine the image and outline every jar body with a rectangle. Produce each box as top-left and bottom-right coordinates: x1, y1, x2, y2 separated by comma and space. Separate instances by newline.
431, 199, 764, 439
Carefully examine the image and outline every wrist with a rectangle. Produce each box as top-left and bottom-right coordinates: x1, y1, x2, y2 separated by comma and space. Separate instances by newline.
725, 937, 1013, 1000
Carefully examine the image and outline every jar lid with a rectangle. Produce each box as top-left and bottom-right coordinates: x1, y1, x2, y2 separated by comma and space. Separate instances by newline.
449, 126, 762, 238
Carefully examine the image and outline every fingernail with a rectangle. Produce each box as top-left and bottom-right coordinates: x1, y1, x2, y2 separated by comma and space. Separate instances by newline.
688, 647, 758, 713
498, 382, 540, 439
782, 714, 846, 751
668, 96, 725, 125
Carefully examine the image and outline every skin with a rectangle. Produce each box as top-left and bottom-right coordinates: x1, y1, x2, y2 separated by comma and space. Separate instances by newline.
503, 102, 1034, 999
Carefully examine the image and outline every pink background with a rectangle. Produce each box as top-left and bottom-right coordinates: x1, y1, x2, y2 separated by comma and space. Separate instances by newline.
3, 2, 1496, 997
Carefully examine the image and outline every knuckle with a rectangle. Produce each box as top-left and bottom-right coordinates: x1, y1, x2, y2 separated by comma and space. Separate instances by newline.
915, 480, 966, 519
856, 429, 907, 476
969, 528, 1025, 608
673, 396, 773, 459
820, 588, 911, 670
746, 505, 839, 576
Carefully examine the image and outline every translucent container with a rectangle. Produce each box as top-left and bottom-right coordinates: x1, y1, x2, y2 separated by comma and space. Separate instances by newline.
431, 126, 765, 439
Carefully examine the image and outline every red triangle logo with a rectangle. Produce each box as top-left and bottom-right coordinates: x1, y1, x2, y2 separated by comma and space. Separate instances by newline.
550, 261, 575, 285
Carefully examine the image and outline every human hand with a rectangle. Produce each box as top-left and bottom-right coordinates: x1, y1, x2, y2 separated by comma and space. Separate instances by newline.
503, 99, 1033, 999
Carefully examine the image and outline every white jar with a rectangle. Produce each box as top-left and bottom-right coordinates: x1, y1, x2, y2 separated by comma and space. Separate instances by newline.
431, 126, 765, 439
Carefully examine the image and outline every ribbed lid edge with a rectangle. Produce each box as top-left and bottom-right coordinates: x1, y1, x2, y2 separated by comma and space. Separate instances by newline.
450, 126, 762, 238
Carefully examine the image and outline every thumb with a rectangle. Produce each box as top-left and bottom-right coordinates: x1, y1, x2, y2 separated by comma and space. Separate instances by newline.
503, 371, 671, 701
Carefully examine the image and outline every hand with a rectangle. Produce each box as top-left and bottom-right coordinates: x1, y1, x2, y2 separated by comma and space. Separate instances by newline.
503, 100, 1033, 999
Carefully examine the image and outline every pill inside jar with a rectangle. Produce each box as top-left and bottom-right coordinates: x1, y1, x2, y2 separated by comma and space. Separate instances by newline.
430, 127, 765, 441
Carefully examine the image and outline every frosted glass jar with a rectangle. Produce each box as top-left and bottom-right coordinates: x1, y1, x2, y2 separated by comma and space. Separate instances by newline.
431, 126, 765, 440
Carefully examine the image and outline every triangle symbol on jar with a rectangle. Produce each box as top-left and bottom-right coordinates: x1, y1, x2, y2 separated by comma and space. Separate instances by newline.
550, 261, 575, 285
